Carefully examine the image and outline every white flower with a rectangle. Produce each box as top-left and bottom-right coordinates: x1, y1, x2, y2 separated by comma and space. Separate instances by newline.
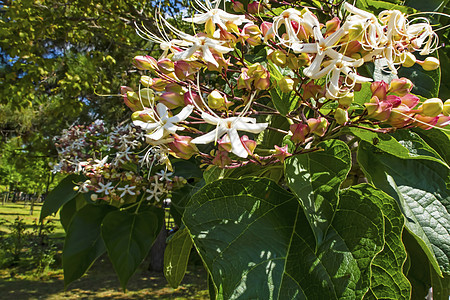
96, 182, 114, 195
117, 184, 136, 198
183, 8, 249, 29
133, 103, 193, 141
115, 147, 133, 165
146, 180, 166, 202
172, 36, 234, 67
93, 156, 108, 170
156, 170, 173, 182
191, 112, 268, 158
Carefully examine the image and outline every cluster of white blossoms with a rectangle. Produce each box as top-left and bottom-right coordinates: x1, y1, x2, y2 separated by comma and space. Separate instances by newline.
124, 0, 444, 168
53, 121, 186, 206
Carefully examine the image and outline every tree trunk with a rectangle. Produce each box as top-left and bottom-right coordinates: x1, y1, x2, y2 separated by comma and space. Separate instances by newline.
148, 220, 167, 272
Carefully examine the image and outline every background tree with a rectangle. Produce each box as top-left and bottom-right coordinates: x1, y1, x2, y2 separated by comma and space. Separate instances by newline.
0, 0, 190, 191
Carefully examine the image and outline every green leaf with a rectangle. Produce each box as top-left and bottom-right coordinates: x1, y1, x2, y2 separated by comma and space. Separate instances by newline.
101, 207, 163, 291
40, 174, 84, 221
403, 230, 432, 299
398, 55, 441, 99
183, 178, 385, 299
354, 185, 411, 299
345, 127, 448, 167
404, 0, 448, 12
63, 204, 115, 287
353, 82, 372, 106
358, 141, 450, 276
431, 268, 450, 300
203, 166, 228, 184
173, 160, 203, 179
59, 193, 82, 232
164, 227, 193, 288
267, 61, 297, 115
171, 181, 205, 226
285, 139, 351, 245
413, 128, 450, 165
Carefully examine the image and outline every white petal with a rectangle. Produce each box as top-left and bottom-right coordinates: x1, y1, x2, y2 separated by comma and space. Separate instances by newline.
182, 13, 211, 24
169, 105, 193, 123
303, 53, 325, 78
191, 127, 226, 144
156, 103, 169, 119
233, 121, 268, 134
146, 126, 165, 140
292, 42, 318, 54
201, 46, 218, 67
202, 112, 220, 125
133, 120, 160, 131
228, 129, 248, 158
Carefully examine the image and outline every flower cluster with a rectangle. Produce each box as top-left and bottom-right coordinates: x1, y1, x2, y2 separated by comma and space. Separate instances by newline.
53, 121, 186, 206
122, 0, 448, 169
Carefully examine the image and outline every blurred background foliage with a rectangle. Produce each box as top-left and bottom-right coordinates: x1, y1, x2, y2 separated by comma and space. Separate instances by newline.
0, 0, 190, 192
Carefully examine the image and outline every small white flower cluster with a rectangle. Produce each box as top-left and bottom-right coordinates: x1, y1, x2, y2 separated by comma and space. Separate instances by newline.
54, 120, 186, 206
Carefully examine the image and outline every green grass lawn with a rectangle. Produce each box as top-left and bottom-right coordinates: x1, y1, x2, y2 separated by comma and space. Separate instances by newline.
0, 201, 209, 299
0, 202, 65, 238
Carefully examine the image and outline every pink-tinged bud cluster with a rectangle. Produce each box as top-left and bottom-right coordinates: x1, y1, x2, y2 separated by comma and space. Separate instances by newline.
274, 145, 291, 163
168, 135, 198, 160
238, 63, 270, 90
365, 79, 448, 130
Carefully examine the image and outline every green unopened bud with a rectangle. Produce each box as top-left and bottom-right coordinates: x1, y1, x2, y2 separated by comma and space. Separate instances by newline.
133, 55, 157, 71
139, 88, 155, 107
140, 75, 152, 87
401, 52, 416, 67
421, 98, 443, 117
418, 57, 440, 71
297, 52, 310, 67
269, 50, 287, 67
91, 194, 98, 201
335, 107, 349, 125
205, 18, 215, 36
131, 110, 155, 122
307, 117, 329, 136
338, 92, 354, 108
443, 99, 450, 116
73, 186, 79, 191
279, 76, 295, 93
208, 90, 226, 109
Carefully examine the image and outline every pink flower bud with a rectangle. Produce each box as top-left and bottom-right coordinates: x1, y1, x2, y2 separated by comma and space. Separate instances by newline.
248, 1, 262, 14
244, 23, 261, 36
232, 0, 245, 12
168, 135, 198, 160
158, 92, 184, 109
237, 68, 252, 90
387, 104, 413, 128
307, 117, 329, 136
370, 81, 388, 100
303, 81, 325, 100
365, 96, 392, 121
212, 151, 232, 168
218, 135, 232, 152
261, 22, 274, 40
344, 41, 362, 57
174, 61, 195, 81
184, 91, 202, 107
290, 123, 309, 144
241, 135, 257, 155
400, 93, 420, 109
274, 145, 291, 163
389, 78, 413, 97
254, 71, 270, 90
133, 55, 157, 71
157, 58, 175, 74
325, 17, 340, 37
386, 95, 402, 108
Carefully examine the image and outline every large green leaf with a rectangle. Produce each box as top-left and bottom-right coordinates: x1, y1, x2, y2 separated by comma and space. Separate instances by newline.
40, 174, 84, 221
413, 128, 450, 165
59, 193, 83, 232
164, 227, 193, 288
101, 207, 164, 291
63, 204, 115, 287
358, 141, 450, 275
355, 185, 411, 300
183, 178, 385, 299
285, 139, 351, 246
345, 127, 448, 167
